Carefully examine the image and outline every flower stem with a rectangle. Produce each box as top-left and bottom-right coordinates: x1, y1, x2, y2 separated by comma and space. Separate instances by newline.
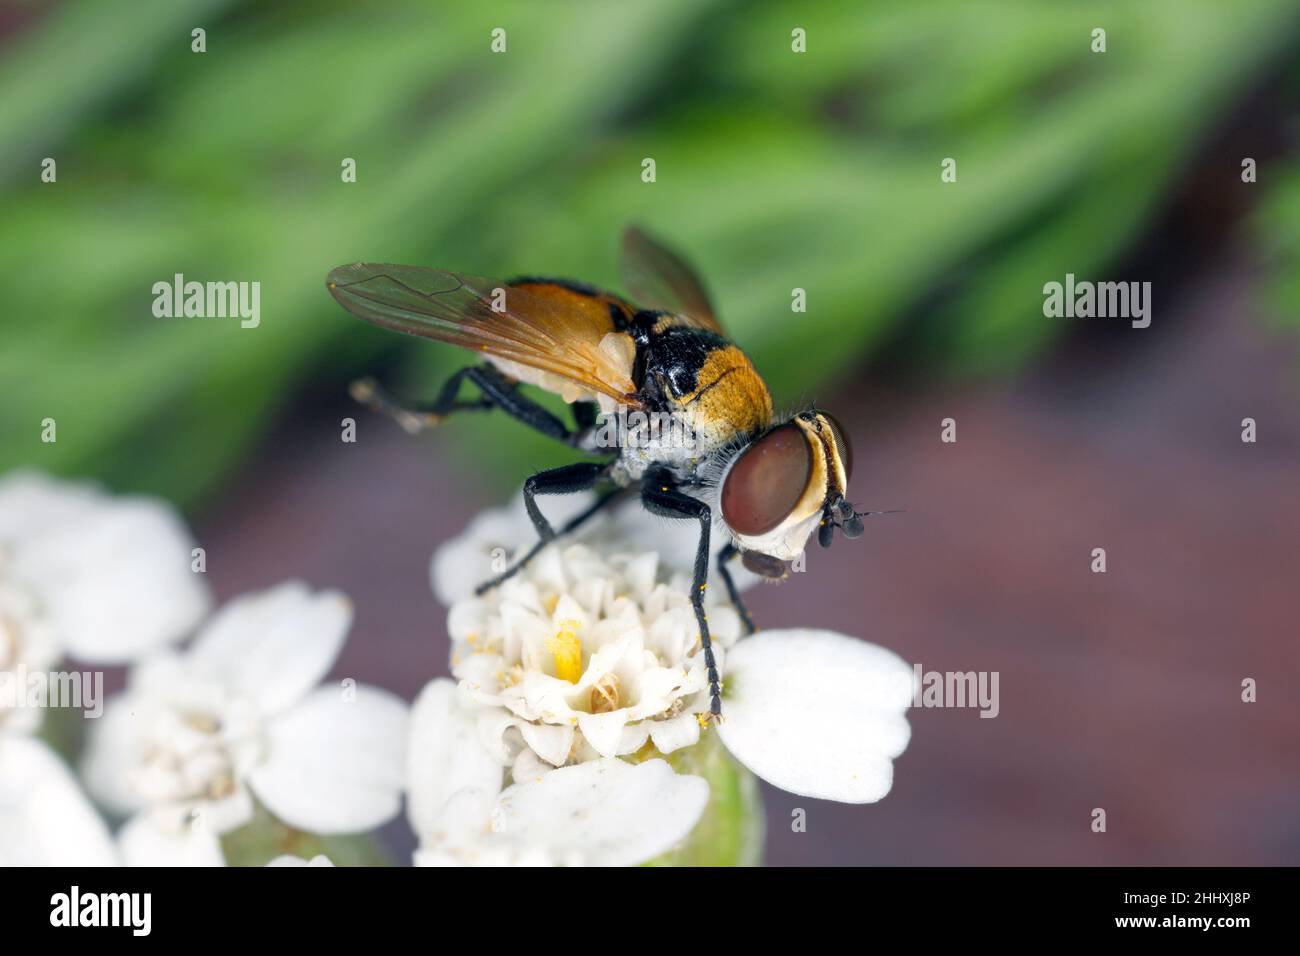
645, 730, 764, 866
220, 800, 392, 867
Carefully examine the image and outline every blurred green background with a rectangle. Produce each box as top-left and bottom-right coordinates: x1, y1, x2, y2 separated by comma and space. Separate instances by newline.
1, 0, 1297, 506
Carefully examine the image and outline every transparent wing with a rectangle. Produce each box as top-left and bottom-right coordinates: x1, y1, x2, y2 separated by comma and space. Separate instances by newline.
327, 263, 642, 408
620, 226, 724, 333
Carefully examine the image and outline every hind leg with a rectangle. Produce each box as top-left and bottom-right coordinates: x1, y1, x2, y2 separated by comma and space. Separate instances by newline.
352, 364, 580, 445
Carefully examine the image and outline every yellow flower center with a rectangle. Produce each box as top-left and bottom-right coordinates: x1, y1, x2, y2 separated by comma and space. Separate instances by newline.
547, 620, 583, 683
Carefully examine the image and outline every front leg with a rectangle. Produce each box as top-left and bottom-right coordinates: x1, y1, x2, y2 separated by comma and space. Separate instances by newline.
474, 461, 609, 594
641, 468, 723, 717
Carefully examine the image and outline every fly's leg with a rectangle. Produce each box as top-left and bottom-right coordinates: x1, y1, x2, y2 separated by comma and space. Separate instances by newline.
350, 367, 489, 434
641, 467, 722, 717
352, 364, 580, 445
474, 484, 627, 593
571, 400, 599, 433
474, 461, 611, 594
717, 543, 756, 635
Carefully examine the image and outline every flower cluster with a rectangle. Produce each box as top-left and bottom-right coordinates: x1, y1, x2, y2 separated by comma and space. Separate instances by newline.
1, 470, 207, 865
0, 472, 915, 867
0, 471, 405, 866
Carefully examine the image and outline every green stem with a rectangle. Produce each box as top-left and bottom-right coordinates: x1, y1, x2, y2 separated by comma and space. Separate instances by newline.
646, 728, 765, 867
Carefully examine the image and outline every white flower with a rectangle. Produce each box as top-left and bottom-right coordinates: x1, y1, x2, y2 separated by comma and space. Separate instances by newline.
0, 736, 118, 866
82, 581, 408, 865
437, 521, 913, 796
412, 504, 916, 863
407, 678, 708, 866
0, 470, 210, 667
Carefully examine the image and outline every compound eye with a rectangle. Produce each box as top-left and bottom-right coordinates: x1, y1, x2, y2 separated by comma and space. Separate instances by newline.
823, 412, 853, 482
721, 423, 813, 536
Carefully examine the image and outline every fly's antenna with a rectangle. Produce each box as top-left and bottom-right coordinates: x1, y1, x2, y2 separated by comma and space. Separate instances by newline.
819, 498, 904, 547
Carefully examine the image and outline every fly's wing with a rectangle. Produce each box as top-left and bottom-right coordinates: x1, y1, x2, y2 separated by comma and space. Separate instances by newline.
327, 264, 643, 409
620, 226, 725, 334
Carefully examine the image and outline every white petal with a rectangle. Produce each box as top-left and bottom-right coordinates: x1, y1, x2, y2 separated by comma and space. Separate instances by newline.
472, 707, 521, 763
577, 710, 628, 758
0, 470, 103, 540
0, 736, 118, 866
648, 712, 701, 754
615, 722, 650, 756
80, 691, 151, 815
718, 629, 913, 803
118, 812, 224, 867
6, 484, 210, 663
406, 679, 504, 839
518, 720, 574, 767
509, 747, 554, 786
434, 786, 498, 839
248, 684, 407, 834
188, 582, 350, 714
493, 757, 707, 866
